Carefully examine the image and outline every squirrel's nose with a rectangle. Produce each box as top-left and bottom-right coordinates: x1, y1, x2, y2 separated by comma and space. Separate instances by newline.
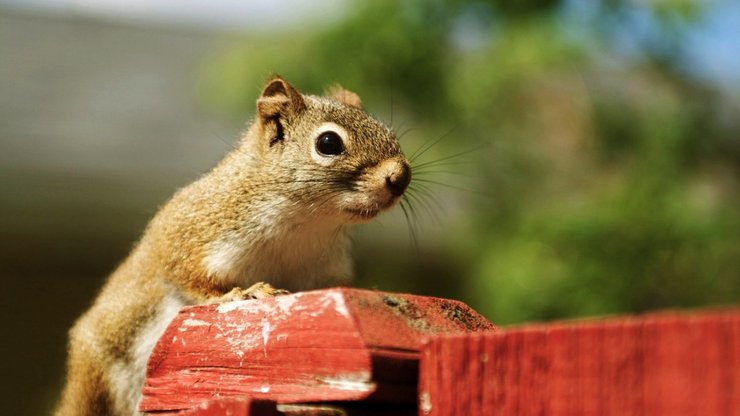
385, 161, 411, 197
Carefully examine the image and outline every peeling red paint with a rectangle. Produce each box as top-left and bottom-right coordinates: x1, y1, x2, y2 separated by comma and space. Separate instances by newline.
140, 288, 493, 413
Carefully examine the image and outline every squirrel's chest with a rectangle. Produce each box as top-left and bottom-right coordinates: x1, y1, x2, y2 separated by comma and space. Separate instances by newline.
202, 220, 353, 291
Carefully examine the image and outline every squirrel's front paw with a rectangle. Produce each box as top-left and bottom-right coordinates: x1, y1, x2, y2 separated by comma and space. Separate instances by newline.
218, 282, 290, 302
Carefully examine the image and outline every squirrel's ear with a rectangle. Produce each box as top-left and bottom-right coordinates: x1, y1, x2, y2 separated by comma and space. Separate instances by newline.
326, 85, 362, 109
257, 76, 306, 119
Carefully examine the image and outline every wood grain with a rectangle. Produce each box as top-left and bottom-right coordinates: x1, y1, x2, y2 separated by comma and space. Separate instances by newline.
418, 309, 739, 416
139, 288, 494, 413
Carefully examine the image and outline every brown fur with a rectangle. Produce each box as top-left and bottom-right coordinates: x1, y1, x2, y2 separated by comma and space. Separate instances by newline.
56, 77, 410, 415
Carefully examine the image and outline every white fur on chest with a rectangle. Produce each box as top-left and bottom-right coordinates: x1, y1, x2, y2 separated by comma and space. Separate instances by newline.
108, 289, 187, 415
203, 203, 352, 291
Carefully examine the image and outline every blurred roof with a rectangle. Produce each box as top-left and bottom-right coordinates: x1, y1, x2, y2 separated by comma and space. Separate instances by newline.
0, 0, 347, 31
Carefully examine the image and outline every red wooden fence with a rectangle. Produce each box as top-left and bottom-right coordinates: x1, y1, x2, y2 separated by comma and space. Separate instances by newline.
140, 288, 739, 415
420, 310, 739, 415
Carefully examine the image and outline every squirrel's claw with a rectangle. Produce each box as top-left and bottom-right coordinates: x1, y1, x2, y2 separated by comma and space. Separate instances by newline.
217, 282, 290, 302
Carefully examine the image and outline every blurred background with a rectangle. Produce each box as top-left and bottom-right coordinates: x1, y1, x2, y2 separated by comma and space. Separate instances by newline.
1, 0, 738, 414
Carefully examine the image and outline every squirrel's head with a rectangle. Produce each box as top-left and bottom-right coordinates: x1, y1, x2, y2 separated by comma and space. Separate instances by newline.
244, 76, 411, 224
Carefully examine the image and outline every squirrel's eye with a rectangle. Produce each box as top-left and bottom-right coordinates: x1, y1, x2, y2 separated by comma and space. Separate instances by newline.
316, 131, 344, 156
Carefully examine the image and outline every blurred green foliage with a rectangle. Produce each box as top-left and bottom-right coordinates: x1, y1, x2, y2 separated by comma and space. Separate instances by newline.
199, 0, 739, 324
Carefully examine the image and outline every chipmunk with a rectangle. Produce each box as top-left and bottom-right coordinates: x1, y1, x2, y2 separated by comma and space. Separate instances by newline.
55, 76, 411, 416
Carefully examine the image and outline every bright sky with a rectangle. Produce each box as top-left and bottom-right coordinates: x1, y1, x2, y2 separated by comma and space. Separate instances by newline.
683, 0, 740, 89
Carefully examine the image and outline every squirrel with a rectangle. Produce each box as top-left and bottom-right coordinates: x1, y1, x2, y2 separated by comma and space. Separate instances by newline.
55, 76, 411, 416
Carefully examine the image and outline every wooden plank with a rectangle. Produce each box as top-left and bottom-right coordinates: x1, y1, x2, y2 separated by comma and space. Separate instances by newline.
178, 398, 417, 416
140, 288, 494, 413
418, 309, 740, 416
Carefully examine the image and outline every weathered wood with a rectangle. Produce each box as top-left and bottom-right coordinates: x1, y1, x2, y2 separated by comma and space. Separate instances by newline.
140, 288, 494, 413
418, 309, 740, 416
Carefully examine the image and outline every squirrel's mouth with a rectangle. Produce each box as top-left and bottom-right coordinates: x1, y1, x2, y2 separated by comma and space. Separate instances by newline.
344, 208, 380, 220
343, 198, 398, 221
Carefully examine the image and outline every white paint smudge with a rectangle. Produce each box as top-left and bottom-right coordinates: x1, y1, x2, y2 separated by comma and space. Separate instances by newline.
316, 372, 373, 392
420, 391, 432, 414
329, 291, 350, 317
183, 318, 211, 327
274, 294, 298, 314
261, 318, 271, 357
212, 291, 352, 359
223, 332, 261, 358
217, 300, 248, 314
